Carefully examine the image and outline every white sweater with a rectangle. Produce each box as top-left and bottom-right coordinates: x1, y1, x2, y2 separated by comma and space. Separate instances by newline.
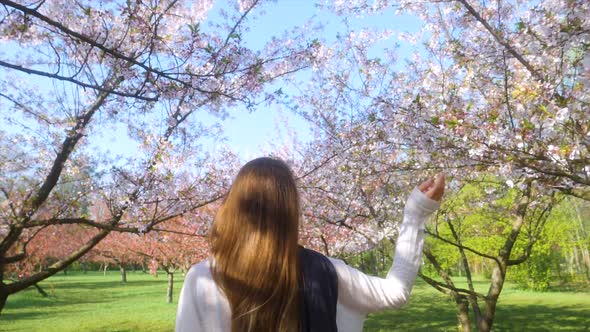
175, 188, 439, 332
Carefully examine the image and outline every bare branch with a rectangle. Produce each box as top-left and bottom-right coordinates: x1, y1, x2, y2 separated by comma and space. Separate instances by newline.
425, 228, 501, 265
456, 0, 545, 82
0, 60, 157, 101
419, 273, 487, 300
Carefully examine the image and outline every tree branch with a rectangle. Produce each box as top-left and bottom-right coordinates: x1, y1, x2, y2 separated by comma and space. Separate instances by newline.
0, 0, 185, 84
0, 60, 157, 101
419, 273, 487, 300
425, 228, 501, 266
456, 0, 545, 82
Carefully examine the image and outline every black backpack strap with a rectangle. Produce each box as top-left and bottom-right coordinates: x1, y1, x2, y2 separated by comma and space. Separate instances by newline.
299, 247, 339, 332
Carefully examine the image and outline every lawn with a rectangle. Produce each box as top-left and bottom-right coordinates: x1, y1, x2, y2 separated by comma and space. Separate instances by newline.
1, 271, 589, 331
365, 278, 590, 332
1, 271, 182, 332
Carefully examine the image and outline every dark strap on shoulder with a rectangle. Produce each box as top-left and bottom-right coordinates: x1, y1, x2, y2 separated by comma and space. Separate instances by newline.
299, 247, 339, 332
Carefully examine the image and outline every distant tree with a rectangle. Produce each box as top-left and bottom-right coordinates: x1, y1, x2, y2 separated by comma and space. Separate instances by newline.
510, 196, 590, 288
92, 231, 144, 283
419, 179, 557, 331
130, 217, 209, 303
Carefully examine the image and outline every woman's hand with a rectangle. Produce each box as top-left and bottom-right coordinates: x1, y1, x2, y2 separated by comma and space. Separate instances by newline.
418, 173, 445, 202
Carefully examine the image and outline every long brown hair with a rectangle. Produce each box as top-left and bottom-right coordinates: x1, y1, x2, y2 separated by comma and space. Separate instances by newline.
210, 157, 300, 332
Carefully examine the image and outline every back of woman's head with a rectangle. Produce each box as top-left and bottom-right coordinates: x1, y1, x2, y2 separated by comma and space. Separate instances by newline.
210, 157, 300, 332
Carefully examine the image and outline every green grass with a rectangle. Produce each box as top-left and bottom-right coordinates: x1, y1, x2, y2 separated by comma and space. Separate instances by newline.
1, 272, 589, 331
365, 279, 590, 332
1, 271, 183, 332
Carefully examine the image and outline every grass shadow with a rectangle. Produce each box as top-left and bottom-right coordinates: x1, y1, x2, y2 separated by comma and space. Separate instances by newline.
364, 291, 590, 331
494, 304, 590, 331
365, 291, 458, 331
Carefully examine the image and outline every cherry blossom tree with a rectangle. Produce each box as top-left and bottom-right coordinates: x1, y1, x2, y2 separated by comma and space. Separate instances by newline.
308, 0, 589, 198
129, 216, 209, 303
5, 223, 96, 295
280, 0, 588, 330
92, 231, 145, 283
0, 0, 319, 312
294, 147, 412, 256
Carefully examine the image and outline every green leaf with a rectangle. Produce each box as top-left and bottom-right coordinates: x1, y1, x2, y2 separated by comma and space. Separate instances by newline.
187, 23, 200, 35
445, 119, 458, 128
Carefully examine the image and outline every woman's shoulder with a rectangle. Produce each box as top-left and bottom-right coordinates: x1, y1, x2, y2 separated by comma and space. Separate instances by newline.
327, 257, 346, 267
185, 259, 213, 281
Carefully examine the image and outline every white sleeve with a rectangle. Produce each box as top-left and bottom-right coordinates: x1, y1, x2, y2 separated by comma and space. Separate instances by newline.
331, 187, 440, 314
175, 266, 201, 332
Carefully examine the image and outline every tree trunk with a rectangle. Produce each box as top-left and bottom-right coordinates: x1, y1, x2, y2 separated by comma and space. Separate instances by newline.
82, 262, 87, 274
379, 244, 386, 271
455, 296, 471, 332
566, 251, 575, 277
120, 265, 127, 283
574, 226, 590, 283
448, 220, 483, 328
555, 258, 565, 284
360, 253, 365, 271
103, 263, 108, 276
573, 246, 582, 274
167, 272, 174, 304
422, 248, 477, 331
582, 248, 590, 284
477, 189, 533, 332
480, 265, 505, 332
0, 287, 8, 315
573, 203, 589, 280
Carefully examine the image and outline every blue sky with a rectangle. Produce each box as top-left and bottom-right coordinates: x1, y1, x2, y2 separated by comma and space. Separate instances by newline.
0, 1, 423, 163
211, 1, 422, 160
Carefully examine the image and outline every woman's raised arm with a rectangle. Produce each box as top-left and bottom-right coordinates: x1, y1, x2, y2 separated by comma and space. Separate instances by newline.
330, 174, 444, 314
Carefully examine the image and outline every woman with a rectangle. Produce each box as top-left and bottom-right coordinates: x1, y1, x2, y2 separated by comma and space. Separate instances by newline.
176, 157, 444, 332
